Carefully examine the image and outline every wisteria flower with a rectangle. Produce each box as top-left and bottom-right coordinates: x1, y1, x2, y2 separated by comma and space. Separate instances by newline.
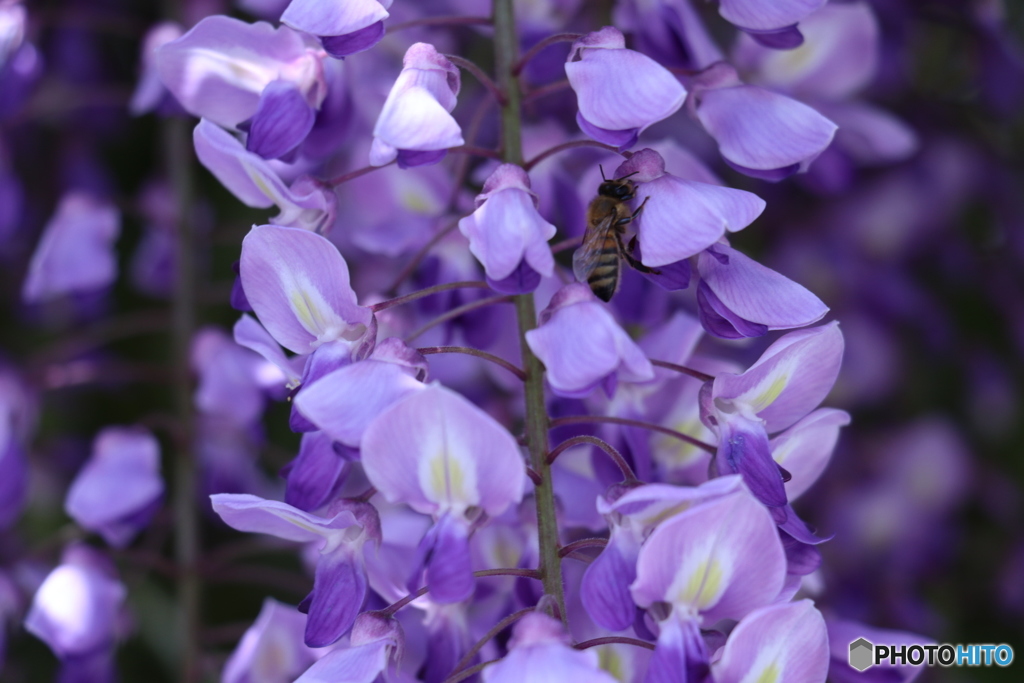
22, 193, 120, 303
481, 612, 618, 682
370, 43, 463, 168
222, 598, 319, 683
718, 0, 826, 48
565, 27, 686, 149
64, 427, 164, 548
612, 148, 766, 267
282, 0, 392, 58
526, 283, 654, 398
458, 164, 556, 294
361, 383, 525, 603
211, 494, 381, 647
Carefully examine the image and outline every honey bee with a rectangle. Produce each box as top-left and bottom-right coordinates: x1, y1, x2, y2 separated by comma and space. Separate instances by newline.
573, 167, 659, 302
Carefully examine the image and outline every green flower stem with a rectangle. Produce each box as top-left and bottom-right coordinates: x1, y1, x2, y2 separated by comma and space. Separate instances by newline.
493, 0, 568, 623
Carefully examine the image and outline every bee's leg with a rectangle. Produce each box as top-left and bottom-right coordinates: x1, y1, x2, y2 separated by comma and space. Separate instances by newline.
615, 196, 651, 227
615, 230, 660, 274
630, 196, 651, 220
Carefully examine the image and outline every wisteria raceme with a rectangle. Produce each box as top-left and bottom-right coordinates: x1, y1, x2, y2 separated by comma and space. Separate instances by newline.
0, 0, 1019, 681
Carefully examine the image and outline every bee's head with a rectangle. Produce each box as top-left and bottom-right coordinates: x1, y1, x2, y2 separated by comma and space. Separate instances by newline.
598, 178, 636, 201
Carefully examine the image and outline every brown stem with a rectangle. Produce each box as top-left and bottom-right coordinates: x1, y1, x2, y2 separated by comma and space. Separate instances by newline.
522, 78, 571, 105
574, 636, 656, 651
547, 435, 636, 481
371, 280, 491, 312
448, 608, 534, 676
447, 144, 504, 161
650, 359, 715, 383
550, 235, 583, 254
445, 54, 508, 106
549, 415, 717, 453
558, 537, 608, 558
417, 346, 526, 381
385, 220, 461, 294
326, 161, 394, 187
441, 658, 501, 683
512, 33, 582, 75
382, 568, 542, 617
524, 139, 625, 171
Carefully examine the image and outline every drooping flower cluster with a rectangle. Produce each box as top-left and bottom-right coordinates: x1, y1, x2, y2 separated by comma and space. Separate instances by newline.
1, 0, 1017, 681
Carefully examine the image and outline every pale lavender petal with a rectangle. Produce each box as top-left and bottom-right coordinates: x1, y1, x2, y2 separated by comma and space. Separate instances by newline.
242, 80, 316, 160
370, 86, 463, 167
697, 280, 769, 339
65, 427, 164, 548
719, 0, 825, 32
713, 322, 845, 433
155, 16, 320, 129
566, 32, 686, 139
293, 360, 425, 447
575, 113, 638, 149
210, 493, 358, 545
239, 224, 371, 354
24, 553, 126, 658
305, 547, 366, 647
293, 639, 392, 682
284, 431, 350, 511
129, 22, 183, 116
771, 408, 850, 500
735, 3, 878, 100
192, 327, 266, 426
233, 313, 302, 386
483, 612, 618, 683
696, 244, 828, 330
713, 600, 829, 683
361, 384, 525, 517
281, 0, 388, 37
695, 85, 836, 174
222, 598, 317, 683
630, 485, 786, 624
22, 193, 120, 303
634, 175, 765, 267
486, 259, 542, 294
822, 102, 919, 165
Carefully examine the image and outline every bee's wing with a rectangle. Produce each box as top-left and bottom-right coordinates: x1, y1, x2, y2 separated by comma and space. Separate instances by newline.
572, 215, 615, 284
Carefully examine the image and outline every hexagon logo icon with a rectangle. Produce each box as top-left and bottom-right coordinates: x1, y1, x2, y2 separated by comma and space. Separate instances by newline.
849, 637, 874, 672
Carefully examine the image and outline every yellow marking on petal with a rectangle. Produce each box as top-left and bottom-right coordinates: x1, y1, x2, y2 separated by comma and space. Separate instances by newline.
754, 662, 781, 683
676, 558, 724, 609
598, 647, 626, 681
428, 452, 449, 500
749, 373, 788, 413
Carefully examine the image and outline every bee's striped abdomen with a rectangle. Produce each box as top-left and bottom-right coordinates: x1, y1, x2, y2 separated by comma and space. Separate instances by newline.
587, 237, 620, 302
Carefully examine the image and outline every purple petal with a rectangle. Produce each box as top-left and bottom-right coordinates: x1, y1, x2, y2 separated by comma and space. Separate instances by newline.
484, 612, 620, 682
713, 601, 828, 683
631, 485, 786, 624
210, 493, 358, 545
281, 0, 387, 37
635, 174, 765, 267
777, 505, 831, 545
371, 84, 463, 165
284, 431, 350, 511
645, 614, 709, 683
823, 102, 919, 165
715, 414, 787, 509
632, 241, 691, 291
305, 548, 367, 647
22, 193, 120, 303
719, 0, 825, 32
580, 530, 638, 631
222, 598, 317, 683
697, 244, 828, 331
695, 85, 836, 174
743, 25, 804, 50
0, 441, 27, 529
723, 159, 801, 181
395, 148, 449, 169
64, 427, 164, 548
292, 638, 391, 682
155, 16, 317, 129
486, 259, 542, 294
781, 533, 822, 576
713, 322, 845, 433
233, 313, 302, 386
770, 408, 850, 500
321, 21, 386, 58
696, 281, 768, 339
361, 384, 525, 516
419, 513, 474, 603
243, 80, 316, 160
240, 224, 371, 355
293, 360, 424, 447
566, 36, 686, 136
575, 113, 638, 149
